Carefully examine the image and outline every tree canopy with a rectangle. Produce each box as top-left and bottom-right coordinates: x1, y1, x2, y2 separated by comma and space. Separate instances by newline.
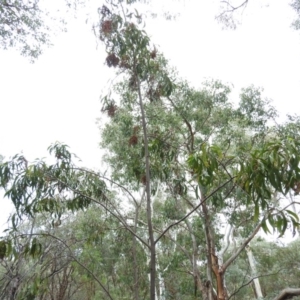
2, 0, 300, 59
0, 0, 82, 59
0, 0, 52, 59
1, 1, 300, 300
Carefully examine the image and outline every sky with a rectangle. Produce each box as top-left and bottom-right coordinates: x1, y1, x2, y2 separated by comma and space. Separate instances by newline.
0, 0, 300, 237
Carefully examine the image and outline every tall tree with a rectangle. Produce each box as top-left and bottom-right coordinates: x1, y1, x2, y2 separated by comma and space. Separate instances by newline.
1, 2, 300, 300
1, 0, 299, 60
0, 0, 83, 59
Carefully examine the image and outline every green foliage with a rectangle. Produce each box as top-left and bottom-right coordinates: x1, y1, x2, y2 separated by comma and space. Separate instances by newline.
188, 143, 223, 188
291, 0, 300, 30
0, 0, 51, 59
1, 2, 300, 299
162, 197, 185, 220
98, 17, 300, 290
187, 133, 300, 236
0, 0, 87, 60
0, 240, 6, 259
0, 142, 107, 228
225, 239, 300, 299
238, 86, 278, 130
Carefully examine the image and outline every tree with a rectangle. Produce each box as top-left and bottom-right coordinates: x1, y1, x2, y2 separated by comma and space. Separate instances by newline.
96, 3, 300, 299
0, 0, 52, 59
0, 211, 116, 300
0, 0, 84, 60
291, 0, 300, 30
1, 0, 300, 61
1, 2, 300, 300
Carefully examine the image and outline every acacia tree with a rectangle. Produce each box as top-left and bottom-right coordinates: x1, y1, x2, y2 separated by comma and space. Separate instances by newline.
1, 2, 300, 300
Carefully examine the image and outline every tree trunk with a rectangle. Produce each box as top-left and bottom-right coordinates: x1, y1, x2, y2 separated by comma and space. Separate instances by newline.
246, 245, 263, 299
201, 195, 227, 300
185, 219, 206, 299
273, 288, 300, 300
136, 73, 156, 300
133, 204, 140, 300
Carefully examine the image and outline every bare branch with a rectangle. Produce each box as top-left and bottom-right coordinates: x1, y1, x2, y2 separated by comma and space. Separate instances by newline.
228, 269, 284, 300
216, 0, 249, 29
220, 0, 249, 13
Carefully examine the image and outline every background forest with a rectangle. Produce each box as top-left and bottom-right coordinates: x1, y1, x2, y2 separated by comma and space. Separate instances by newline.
1, 1, 300, 300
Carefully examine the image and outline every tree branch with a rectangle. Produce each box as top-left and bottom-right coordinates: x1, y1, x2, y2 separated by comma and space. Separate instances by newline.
73, 168, 140, 207
220, 0, 249, 12
228, 268, 284, 300
46, 172, 150, 249
155, 176, 235, 244
272, 288, 300, 300
167, 96, 194, 152
16, 232, 114, 300
222, 214, 266, 271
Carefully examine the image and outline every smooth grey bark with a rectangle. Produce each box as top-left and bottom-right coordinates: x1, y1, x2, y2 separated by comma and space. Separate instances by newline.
245, 245, 263, 299
223, 217, 265, 271
200, 191, 217, 300
185, 219, 206, 298
136, 73, 156, 299
133, 204, 140, 300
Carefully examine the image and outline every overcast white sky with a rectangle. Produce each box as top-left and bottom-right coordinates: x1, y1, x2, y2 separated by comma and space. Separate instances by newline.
0, 0, 300, 236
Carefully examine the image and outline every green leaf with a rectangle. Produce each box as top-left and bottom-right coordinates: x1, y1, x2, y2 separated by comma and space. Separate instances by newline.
279, 216, 288, 237
261, 219, 270, 234
286, 209, 299, 221
195, 185, 199, 198
253, 203, 259, 222
0, 241, 6, 259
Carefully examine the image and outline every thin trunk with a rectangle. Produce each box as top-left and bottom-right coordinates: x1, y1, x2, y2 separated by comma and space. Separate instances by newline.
246, 245, 263, 299
156, 260, 163, 300
136, 74, 156, 300
223, 217, 266, 271
218, 225, 232, 266
217, 225, 233, 296
185, 219, 205, 299
201, 197, 226, 300
133, 204, 140, 300
201, 200, 216, 300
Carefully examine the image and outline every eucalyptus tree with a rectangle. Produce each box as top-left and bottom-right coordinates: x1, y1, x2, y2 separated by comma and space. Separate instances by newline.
0, 206, 127, 300
0, 0, 85, 60
1, 2, 300, 300
2, 0, 300, 61
222, 238, 300, 300
95, 2, 300, 299
0, 0, 61, 59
